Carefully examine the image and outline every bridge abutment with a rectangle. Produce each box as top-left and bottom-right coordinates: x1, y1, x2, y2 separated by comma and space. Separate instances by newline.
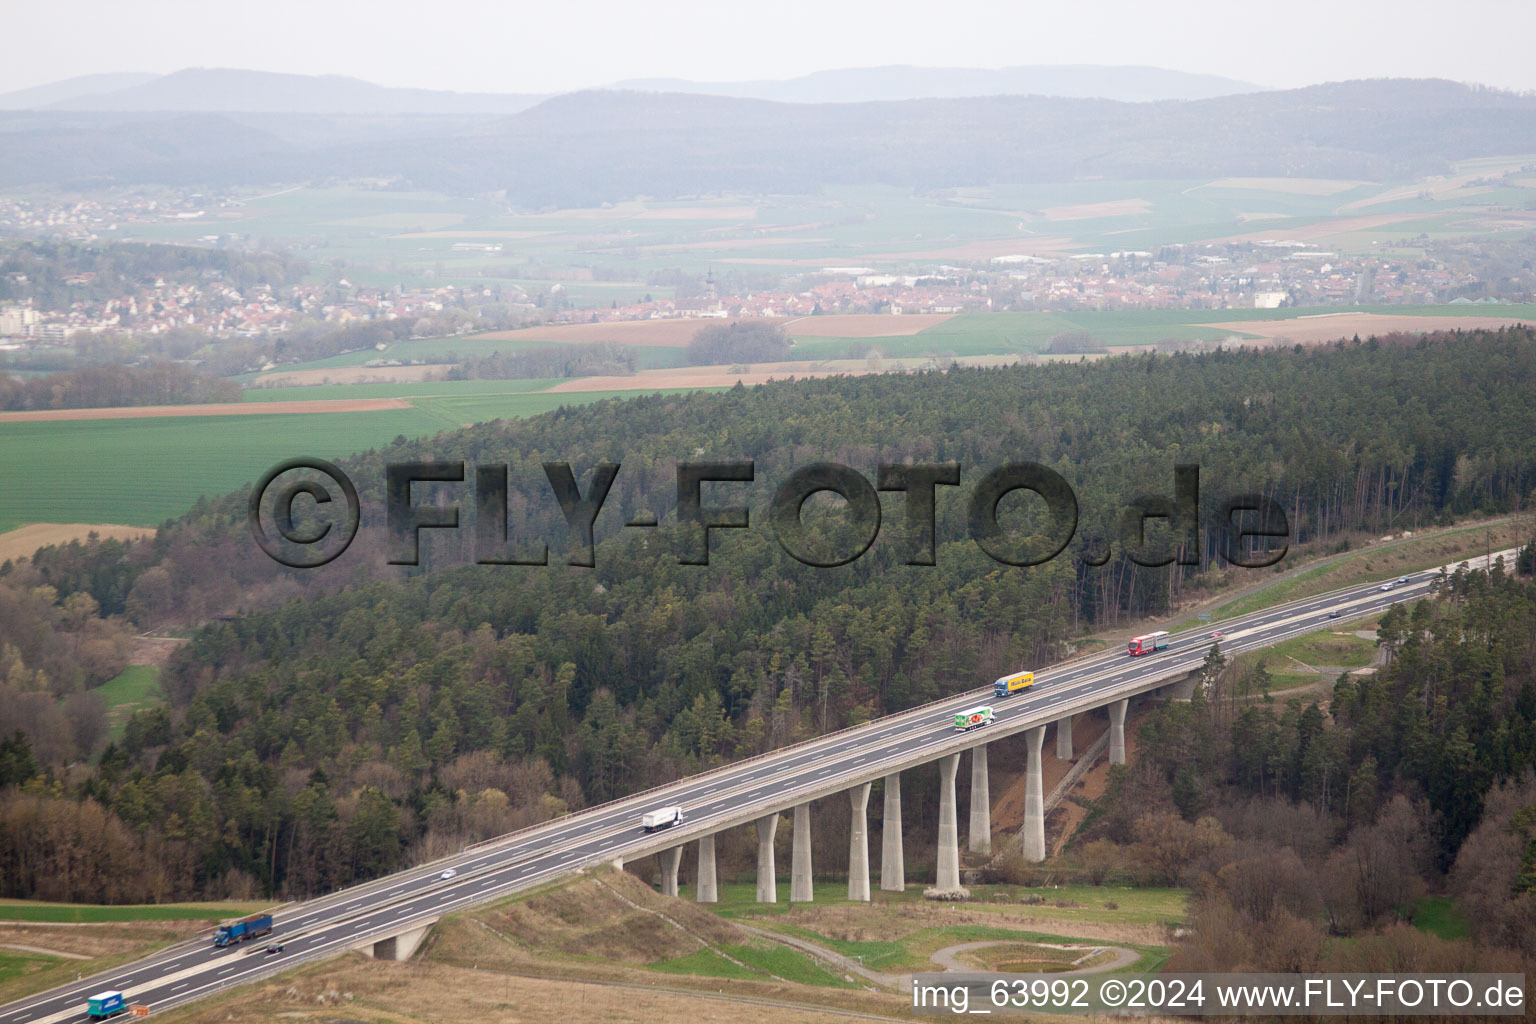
362, 918, 436, 961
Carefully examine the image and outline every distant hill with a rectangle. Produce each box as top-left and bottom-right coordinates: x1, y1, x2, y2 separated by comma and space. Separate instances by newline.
24, 68, 548, 115
613, 64, 1266, 103
1, 78, 1532, 204
0, 72, 159, 110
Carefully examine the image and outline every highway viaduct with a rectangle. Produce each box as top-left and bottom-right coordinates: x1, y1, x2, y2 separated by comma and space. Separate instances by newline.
1, 549, 1516, 1024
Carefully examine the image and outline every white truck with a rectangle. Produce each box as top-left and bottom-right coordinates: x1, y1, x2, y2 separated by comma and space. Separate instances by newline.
641, 806, 683, 832
954, 706, 995, 732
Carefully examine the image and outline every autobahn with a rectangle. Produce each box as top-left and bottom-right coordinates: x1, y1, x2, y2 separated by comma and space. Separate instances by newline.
2, 548, 1516, 1024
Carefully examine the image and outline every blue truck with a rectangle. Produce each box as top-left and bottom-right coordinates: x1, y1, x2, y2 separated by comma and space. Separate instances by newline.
213, 912, 274, 948
86, 991, 125, 1018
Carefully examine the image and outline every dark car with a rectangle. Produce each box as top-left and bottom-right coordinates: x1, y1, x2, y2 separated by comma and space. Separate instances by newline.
1327, 610, 1342, 619
264, 943, 284, 955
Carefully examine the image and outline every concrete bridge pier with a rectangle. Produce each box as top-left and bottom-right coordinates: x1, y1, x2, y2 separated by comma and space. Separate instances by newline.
848, 782, 871, 901
1109, 698, 1129, 765
1056, 714, 1075, 759
363, 918, 437, 961
1022, 724, 1047, 862
659, 845, 683, 897
755, 813, 779, 903
936, 753, 961, 890
696, 834, 718, 903
791, 803, 814, 902
881, 772, 904, 891
968, 743, 991, 854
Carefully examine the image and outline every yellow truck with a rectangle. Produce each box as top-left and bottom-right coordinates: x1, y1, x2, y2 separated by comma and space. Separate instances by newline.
993, 671, 1035, 698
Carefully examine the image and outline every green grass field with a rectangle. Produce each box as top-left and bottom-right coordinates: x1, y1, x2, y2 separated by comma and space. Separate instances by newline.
1265, 631, 1376, 668
91, 666, 164, 741
460, 303, 1536, 367
0, 950, 57, 987
0, 409, 441, 534
237, 340, 688, 381
1411, 896, 1470, 941
0, 386, 730, 533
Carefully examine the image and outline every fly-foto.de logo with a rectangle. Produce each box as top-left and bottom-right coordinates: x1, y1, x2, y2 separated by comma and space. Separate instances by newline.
248, 459, 1289, 571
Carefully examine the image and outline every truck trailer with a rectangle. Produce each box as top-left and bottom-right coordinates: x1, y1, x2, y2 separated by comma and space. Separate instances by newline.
954, 706, 995, 732
1127, 631, 1170, 656
993, 671, 1035, 697
86, 991, 125, 1019
213, 912, 273, 948
641, 806, 683, 832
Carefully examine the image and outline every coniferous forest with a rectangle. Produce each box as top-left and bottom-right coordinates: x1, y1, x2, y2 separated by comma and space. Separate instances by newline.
0, 328, 1534, 969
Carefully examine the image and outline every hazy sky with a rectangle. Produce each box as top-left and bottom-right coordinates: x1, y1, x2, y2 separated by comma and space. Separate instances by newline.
6, 0, 1536, 95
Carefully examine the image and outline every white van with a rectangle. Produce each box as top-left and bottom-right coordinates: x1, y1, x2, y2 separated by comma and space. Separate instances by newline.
641, 806, 683, 832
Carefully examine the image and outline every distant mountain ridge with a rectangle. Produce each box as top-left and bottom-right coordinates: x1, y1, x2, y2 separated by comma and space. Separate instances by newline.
612, 64, 1267, 103
0, 63, 1263, 114
0, 78, 1531, 206
0, 72, 160, 110
1, 68, 548, 115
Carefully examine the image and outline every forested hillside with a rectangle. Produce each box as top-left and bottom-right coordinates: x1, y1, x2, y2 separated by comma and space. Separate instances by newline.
1, 327, 1534, 903
1087, 564, 1536, 969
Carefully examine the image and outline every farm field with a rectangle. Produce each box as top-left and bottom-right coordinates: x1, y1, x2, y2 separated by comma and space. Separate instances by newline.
241, 378, 562, 401
107, 164, 1536, 296
0, 398, 413, 422
10, 301, 1534, 535
239, 337, 688, 382
0, 389, 684, 533
0, 523, 151, 562
230, 303, 1536, 385
790, 304, 1536, 360
0, 408, 439, 533
406, 386, 717, 427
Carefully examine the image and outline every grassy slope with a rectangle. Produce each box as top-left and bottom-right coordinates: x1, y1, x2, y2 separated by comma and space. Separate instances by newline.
1167, 518, 1529, 632
90, 666, 164, 742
